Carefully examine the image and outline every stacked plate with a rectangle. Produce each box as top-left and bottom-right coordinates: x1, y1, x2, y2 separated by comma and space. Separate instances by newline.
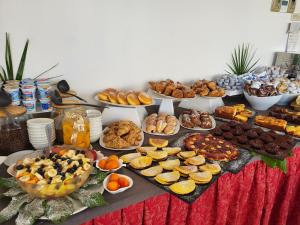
27, 118, 56, 149
87, 109, 102, 143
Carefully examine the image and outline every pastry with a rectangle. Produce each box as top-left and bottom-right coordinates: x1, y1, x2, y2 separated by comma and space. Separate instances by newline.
149, 79, 195, 98
181, 109, 213, 129
254, 115, 287, 131
215, 104, 252, 122
108, 91, 118, 103
127, 92, 141, 105
103, 120, 142, 149
191, 80, 225, 97
138, 92, 152, 105
144, 113, 178, 135
184, 133, 239, 162
97, 89, 152, 106
117, 91, 128, 105
210, 121, 296, 159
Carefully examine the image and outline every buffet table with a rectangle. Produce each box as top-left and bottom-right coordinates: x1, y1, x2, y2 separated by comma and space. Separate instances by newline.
0, 97, 300, 225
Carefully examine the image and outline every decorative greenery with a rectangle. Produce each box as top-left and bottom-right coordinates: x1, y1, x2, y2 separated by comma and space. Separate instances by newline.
251, 152, 289, 173
0, 33, 29, 81
0, 170, 107, 225
226, 43, 259, 75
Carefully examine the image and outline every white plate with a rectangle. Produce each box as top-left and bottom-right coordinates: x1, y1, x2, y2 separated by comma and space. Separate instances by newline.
99, 127, 144, 151
4, 150, 34, 167
147, 89, 195, 101
142, 117, 180, 136
179, 115, 216, 131
95, 157, 125, 172
103, 174, 133, 194
94, 95, 153, 108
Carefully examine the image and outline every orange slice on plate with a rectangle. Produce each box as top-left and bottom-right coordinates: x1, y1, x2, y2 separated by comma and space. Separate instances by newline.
127, 93, 141, 105
138, 92, 153, 105
117, 91, 129, 105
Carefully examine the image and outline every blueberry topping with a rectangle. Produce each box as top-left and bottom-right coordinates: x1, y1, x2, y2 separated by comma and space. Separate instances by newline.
67, 159, 73, 164
41, 156, 46, 160
16, 165, 24, 170
78, 159, 83, 165
35, 158, 40, 162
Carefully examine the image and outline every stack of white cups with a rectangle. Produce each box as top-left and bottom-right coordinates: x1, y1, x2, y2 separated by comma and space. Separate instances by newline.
87, 109, 102, 143
27, 118, 56, 149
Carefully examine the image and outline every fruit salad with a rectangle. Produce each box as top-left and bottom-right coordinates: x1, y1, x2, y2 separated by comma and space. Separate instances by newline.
15, 147, 93, 198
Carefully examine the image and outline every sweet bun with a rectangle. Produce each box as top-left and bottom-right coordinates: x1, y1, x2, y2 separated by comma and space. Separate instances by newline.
108, 91, 118, 103
117, 91, 129, 105
156, 120, 167, 133
127, 93, 141, 105
138, 92, 153, 105
97, 92, 109, 101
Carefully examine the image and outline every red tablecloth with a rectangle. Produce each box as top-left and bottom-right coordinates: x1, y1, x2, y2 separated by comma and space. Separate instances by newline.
82, 148, 300, 225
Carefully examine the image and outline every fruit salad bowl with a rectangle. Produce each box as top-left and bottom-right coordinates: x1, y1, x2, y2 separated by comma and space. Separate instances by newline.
14, 146, 93, 198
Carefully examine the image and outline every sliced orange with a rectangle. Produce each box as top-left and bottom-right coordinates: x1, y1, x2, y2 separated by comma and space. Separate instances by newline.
108, 91, 118, 103
149, 138, 169, 148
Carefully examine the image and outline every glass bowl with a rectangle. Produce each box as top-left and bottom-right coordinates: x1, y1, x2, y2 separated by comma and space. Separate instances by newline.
14, 146, 93, 199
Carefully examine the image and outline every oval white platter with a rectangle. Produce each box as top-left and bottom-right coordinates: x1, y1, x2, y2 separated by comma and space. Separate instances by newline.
94, 95, 153, 108
4, 150, 34, 167
179, 115, 216, 131
198, 94, 226, 99
99, 127, 144, 151
95, 157, 125, 172
103, 174, 133, 194
142, 118, 180, 136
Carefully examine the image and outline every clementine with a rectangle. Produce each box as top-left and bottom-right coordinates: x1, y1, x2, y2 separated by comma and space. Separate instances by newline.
108, 155, 119, 161
109, 173, 119, 182
118, 177, 129, 187
107, 181, 119, 191
105, 159, 119, 170
98, 159, 107, 169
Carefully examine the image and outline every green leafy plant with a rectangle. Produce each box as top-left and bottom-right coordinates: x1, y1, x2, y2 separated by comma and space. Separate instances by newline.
0, 33, 29, 81
226, 43, 260, 75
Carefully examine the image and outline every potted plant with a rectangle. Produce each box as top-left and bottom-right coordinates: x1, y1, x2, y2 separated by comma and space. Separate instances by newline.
226, 43, 259, 76
0, 33, 29, 83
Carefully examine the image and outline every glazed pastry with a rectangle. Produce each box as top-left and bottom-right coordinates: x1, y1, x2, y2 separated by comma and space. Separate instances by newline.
215, 106, 236, 119
164, 83, 176, 96
117, 91, 129, 105
108, 91, 118, 103
207, 81, 217, 90
156, 120, 168, 133
181, 109, 213, 129
254, 115, 287, 131
144, 113, 178, 135
127, 92, 141, 105
138, 92, 152, 105
171, 89, 184, 98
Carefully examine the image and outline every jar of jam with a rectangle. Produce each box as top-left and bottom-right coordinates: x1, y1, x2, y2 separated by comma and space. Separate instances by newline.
62, 108, 90, 148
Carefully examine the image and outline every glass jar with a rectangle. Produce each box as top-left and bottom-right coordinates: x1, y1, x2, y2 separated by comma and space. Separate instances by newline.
52, 104, 82, 144
0, 114, 32, 155
62, 108, 90, 148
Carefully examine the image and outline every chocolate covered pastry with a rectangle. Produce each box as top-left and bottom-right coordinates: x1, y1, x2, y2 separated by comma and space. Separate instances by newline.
181, 109, 213, 129
210, 121, 296, 160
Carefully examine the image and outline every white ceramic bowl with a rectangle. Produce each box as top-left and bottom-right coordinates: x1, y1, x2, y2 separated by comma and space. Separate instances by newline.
103, 174, 133, 194
95, 157, 125, 172
27, 118, 54, 126
243, 91, 282, 111
87, 109, 102, 143
277, 93, 298, 106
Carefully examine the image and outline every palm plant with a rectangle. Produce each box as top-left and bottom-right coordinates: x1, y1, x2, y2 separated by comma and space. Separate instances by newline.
226, 43, 259, 75
0, 33, 29, 81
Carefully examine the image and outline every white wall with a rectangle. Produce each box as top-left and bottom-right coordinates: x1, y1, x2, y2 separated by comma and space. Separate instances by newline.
0, 0, 291, 101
